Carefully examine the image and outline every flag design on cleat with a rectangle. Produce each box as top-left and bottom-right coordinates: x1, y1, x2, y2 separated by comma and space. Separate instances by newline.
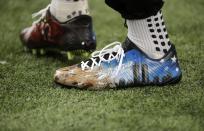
54, 39, 182, 89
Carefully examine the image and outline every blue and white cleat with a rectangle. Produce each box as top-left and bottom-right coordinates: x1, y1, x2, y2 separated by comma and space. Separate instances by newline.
54, 38, 182, 90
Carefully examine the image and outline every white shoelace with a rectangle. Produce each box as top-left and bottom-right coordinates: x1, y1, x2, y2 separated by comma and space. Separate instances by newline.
31, 4, 51, 25
81, 42, 125, 77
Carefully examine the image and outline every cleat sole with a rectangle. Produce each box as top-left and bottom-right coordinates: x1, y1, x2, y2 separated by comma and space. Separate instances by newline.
23, 46, 93, 60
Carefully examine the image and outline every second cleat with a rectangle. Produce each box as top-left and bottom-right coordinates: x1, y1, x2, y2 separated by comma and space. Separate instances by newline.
20, 5, 96, 60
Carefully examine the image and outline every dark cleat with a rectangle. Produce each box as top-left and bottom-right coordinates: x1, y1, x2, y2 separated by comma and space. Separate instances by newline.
20, 6, 96, 60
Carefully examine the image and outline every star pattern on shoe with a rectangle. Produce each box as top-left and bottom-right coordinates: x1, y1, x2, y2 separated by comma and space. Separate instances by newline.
171, 55, 177, 63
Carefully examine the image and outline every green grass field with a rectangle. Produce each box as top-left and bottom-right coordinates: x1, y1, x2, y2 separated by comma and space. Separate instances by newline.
0, 0, 204, 131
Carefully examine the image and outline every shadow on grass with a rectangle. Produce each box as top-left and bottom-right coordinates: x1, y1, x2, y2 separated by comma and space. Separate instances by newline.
53, 80, 183, 92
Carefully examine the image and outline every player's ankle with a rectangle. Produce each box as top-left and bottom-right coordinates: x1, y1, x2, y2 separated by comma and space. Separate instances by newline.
50, 0, 90, 23
127, 11, 172, 59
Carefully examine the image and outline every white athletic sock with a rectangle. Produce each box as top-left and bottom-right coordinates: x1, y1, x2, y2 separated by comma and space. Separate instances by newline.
127, 11, 172, 59
50, 0, 89, 23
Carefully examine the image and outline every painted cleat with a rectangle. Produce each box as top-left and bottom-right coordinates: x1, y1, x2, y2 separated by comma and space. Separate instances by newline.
20, 5, 96, 59
54, 38, 182, 90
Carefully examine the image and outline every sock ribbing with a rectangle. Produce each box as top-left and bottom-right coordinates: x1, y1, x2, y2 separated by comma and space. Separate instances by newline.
127, 11, 171, 59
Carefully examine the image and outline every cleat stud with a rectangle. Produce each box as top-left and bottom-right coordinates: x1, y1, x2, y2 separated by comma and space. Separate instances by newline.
84, 52, 90, 57
32, 49, 37, 55
39, 49, 46, 55
67, 52, 75, 60
24, 47, 29, 52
